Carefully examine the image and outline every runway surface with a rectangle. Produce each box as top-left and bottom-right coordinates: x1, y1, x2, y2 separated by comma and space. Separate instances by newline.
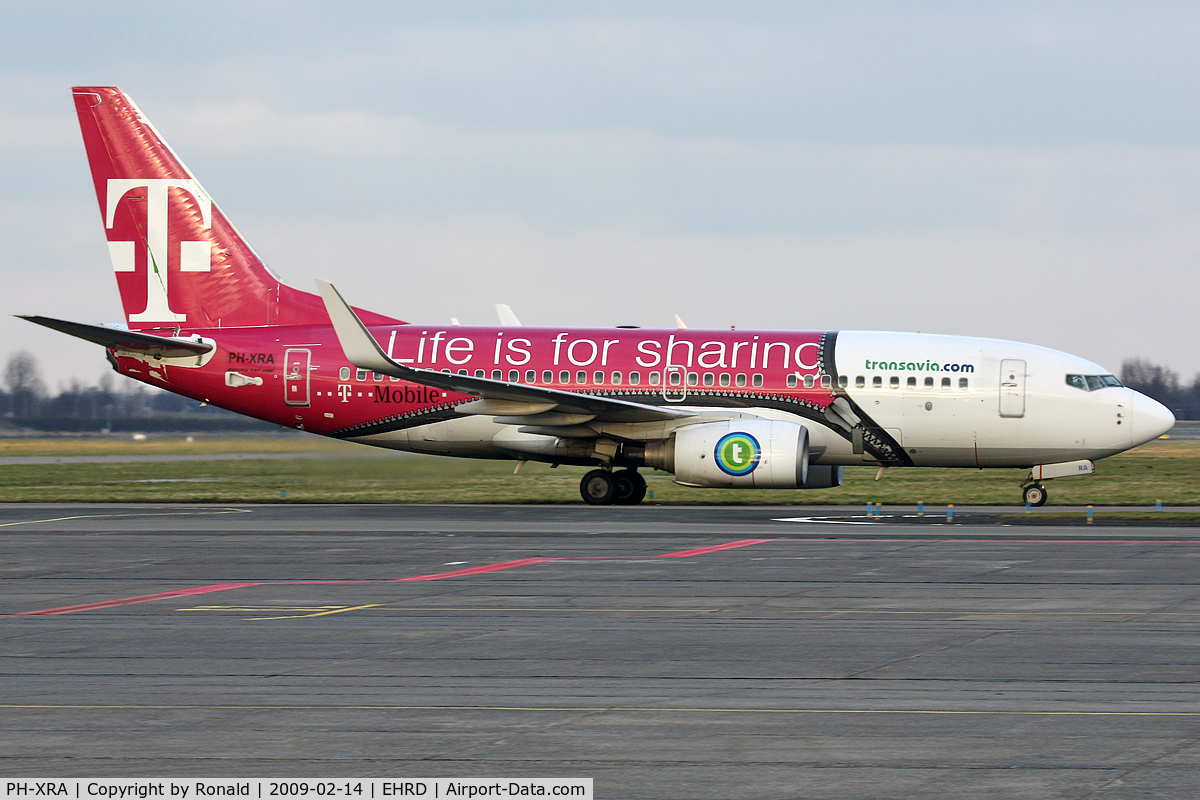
2, 504, 1199, 799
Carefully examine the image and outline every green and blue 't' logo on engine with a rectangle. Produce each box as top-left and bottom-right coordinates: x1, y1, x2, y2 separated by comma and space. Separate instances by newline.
715, 432, 761, 476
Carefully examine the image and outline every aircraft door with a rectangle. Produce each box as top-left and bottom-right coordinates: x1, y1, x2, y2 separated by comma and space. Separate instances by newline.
999, 359, 1026, 418
662, 364, 687, 403
284, 348, 312, 407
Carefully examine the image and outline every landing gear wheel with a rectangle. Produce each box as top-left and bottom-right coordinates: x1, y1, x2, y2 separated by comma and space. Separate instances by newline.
580, 469, 617, 505
1023, 483, 1048, 507
613, 469, 648, 506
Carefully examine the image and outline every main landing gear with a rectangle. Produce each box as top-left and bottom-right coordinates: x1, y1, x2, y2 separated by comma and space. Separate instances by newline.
1022, 483, 1048, 507
580, 468, 647, 506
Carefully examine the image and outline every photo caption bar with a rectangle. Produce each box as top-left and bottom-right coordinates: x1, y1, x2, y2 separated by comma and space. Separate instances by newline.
0, 780, 593, 800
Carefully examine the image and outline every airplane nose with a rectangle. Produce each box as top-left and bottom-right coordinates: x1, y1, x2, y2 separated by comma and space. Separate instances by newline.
1127, 390, 1175, 446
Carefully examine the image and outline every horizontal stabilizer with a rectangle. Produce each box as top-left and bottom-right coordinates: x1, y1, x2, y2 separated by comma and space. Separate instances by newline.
19, 315, 214, 359
316, 280, 693, 425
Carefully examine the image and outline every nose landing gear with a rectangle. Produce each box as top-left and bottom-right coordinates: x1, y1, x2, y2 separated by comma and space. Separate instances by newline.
580, 468, 647, 505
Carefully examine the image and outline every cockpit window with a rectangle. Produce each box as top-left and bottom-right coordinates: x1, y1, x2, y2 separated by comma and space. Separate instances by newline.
1067, 373, 1123, 392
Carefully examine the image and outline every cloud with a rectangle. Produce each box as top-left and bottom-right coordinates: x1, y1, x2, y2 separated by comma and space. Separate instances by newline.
4, 3, 1200, 390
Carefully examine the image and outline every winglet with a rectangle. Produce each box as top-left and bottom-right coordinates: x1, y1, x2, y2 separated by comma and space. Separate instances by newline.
316, 280, 401, 374
496, 304, 522, 326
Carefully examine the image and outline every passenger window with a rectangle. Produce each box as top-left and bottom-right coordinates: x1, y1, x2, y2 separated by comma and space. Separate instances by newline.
492, 370, 503, 380
687, 372, 698, 386
559, 371, 570, 384
719, 373, 731, 387
475, 369, 486, 378
959, 377, 969, 389
787, 374, 798, 388
736, 374, 747, 387
839, 375, 849, 389
890, 376, 900, 389
525, 370, 536, 383
668, 372, 682, 386
390, 376, 400, 382
611, 371, 622, 385
594, 371, 605, 384
856, 376, 865, 388
509, 370, 519, 382
821, 375, 832, 389
941, 377, 951, 389
649, 371, 661, 385
543, 370, 553, 384
924, 377, 934, 389
907, 377, 916, 389
629, 371, 641, 385
356, 369, 367, 381
456, 369, 466, 375
339, 367, 351, 381
703, 373, 714, 386
804, 375, 815, 389
872, 376, 882, 388
752, 374, 763, 387
373, 372, 384, 382
576, 371, 587, 384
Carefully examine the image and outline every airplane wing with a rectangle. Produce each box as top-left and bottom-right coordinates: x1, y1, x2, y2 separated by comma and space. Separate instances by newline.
19, 315, 214, 359
316, 281, 693, 425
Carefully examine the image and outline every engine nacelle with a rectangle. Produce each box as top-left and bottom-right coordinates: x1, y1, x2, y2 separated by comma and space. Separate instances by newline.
801, 464, 844, 489
673, 419, 809, 489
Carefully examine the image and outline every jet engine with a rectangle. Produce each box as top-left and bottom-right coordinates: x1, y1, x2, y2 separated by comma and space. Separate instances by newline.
672, 419, 809, 489
800, 464, 844, 489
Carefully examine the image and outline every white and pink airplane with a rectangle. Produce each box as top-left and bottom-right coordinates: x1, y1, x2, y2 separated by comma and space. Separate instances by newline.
23, 87, 1175, 505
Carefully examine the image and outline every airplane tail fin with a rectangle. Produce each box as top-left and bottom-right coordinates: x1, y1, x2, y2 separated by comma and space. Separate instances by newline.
72, 87, 400, 330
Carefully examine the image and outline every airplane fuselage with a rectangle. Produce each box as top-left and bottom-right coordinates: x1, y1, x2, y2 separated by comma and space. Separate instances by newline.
116, 324, 1164, 470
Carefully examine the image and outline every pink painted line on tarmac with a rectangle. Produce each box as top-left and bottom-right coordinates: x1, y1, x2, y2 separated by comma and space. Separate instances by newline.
4, 582, 267, 617
4, 558, 564, 617
6, 542, 780, 617
774, 538, 1200, 545
658, 539, 774, 558
392, 557, 562, 581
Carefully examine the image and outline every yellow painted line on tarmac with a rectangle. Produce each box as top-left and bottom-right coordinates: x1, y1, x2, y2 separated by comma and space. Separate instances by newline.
245, 603, 382, 620
0, 508, 252, 528
179, 603, 383, 619
180, 606, 346, 613
180, 605, 722, 614
1, 703, 1197, 717
177, 605, 1200, 619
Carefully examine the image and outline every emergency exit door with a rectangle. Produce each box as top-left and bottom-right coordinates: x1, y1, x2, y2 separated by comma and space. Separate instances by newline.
999, 359, 1026, 418
284, 348, 311, 407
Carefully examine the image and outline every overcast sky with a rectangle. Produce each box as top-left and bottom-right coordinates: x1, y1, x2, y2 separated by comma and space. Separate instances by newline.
3, 1, 1199, 390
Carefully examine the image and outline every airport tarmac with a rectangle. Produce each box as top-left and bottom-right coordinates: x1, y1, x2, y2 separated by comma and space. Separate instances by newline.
2, 504, 1199, 799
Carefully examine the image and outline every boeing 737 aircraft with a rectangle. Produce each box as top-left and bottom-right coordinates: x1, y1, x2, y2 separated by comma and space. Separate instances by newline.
23, 87, 1176, 506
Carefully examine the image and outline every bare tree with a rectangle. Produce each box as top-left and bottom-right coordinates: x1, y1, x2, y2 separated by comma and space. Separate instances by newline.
4, 351, 45, 417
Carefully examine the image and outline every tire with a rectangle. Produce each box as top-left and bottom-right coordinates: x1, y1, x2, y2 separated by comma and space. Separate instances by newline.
1023, 483, 1048, 507
580, 469, 617, 505
613, 469, 647, 505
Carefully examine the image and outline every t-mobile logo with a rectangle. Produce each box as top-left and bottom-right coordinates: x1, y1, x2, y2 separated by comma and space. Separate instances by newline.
105, 178, 212, 323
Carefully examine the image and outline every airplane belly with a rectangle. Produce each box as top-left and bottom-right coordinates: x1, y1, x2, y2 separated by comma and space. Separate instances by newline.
349, 417, 514, 459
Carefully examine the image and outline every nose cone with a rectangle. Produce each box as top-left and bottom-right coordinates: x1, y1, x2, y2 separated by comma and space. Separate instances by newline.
1128, 390, 1175, 446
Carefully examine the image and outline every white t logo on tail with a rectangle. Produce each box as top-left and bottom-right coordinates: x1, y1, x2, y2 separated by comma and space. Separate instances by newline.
105, 178, 212, 323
